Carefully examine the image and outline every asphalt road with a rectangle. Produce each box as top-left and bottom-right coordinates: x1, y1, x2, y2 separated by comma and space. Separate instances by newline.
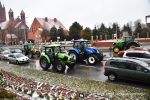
1, 52, 150, 90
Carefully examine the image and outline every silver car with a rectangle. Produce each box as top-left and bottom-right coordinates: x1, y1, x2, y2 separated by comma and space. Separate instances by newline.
8, 53, 29, 64
122, 50, 150, 65
0, 50, 11, 60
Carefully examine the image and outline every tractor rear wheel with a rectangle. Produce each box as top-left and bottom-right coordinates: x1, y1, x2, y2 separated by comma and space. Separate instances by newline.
54, 60, 66, 73
40, 56, 50, 70
113, 47, 120, 54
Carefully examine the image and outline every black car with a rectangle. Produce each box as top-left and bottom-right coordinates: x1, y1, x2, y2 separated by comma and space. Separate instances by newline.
104, 57, 150, 83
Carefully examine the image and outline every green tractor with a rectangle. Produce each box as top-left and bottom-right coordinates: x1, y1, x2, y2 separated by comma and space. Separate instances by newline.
39, 44, 75, 73
113, 32, 140, 53
23, 42, 41, 58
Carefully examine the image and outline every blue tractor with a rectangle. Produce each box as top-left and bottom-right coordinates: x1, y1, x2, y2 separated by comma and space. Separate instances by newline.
68, 39, 103, 65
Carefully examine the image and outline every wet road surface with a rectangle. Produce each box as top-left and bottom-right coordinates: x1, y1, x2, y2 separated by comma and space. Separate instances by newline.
0, 51, 150, 89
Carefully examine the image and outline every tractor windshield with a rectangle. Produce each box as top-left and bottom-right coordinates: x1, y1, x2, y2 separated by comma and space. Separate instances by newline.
54, 46, 61, 53
73, 41, 89, 49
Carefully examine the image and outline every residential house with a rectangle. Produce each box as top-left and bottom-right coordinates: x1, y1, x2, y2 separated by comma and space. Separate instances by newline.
28, 17, 68, 43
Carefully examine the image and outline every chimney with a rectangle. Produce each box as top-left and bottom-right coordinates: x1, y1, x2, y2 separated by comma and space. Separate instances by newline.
54, 18, 57, 22
45, 17, 48, 22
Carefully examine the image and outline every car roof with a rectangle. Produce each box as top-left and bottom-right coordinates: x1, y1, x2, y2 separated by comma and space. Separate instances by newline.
44, 44, 61, 48
108, 57, 149, 67
125, 50, 150, 54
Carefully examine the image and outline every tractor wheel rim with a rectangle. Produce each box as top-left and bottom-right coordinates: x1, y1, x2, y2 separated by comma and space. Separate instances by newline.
88, 57, 95, 64
109, 74, 116, 81
57, 65, 62, 71
70, 53, 76, 60
130, 46, 136, 49
114, 48, 119, 53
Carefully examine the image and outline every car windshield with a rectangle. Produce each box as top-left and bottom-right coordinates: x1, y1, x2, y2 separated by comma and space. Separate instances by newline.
15, 54, 24, 58
3, 52, 10, 54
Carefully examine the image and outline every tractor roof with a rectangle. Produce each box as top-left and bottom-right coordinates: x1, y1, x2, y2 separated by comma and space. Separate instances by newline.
44, 44, 61, 48
73, 39, 89, 42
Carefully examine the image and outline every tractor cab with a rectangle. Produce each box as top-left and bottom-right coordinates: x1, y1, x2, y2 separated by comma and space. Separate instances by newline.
73, 39, 89, 51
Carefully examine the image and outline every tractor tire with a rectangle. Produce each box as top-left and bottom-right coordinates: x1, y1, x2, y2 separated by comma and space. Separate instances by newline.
54, 60, 66, 73
28, 53, 33, 59
87, 54, 97, 65
127, 43, 139, 49
40, 56, 50, 70
68, 51, 78, 63
113, 46, 120, 54
67, 63, 75, 69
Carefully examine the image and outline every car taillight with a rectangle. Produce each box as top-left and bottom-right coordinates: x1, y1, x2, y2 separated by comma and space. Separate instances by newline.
104, 62, 108, 70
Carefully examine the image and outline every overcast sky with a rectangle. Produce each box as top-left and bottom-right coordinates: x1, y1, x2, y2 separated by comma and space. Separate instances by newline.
1, 0, 150, 29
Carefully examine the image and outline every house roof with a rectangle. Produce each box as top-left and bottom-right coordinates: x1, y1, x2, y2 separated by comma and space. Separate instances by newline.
0, 17, 28, 30
36, 17, 67, 31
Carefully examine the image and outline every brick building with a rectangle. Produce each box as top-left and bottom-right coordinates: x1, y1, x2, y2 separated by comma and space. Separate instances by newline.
0, 7, 28, 44
28, 17, 68, 42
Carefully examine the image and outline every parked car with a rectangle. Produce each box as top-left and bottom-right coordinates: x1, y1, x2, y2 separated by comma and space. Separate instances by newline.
118, 47, 149, 57
122, 50, 150, 64
11, 49, 22, 53
8, 53, 29, 64
104, 57, 150, 83
0, 50, 11, 60
0, 47, 10, 53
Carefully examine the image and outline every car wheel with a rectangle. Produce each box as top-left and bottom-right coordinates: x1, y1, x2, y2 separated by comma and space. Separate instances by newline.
108, 73, 117, 81
9, 60, 11, 64
54, 60, 66, 73
69, 51, 78, 62
16, 61, 19, 64
87, 54, 97, 65
40, 56, 50, 70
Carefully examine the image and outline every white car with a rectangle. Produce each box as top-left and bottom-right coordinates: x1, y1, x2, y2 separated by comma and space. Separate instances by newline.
8, 53, 29, 64
122, 50, 150, 64
0, 50, 11, 60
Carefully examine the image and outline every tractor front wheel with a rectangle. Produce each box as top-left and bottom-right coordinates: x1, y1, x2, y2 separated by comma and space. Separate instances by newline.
54, 60, 66, 73
40, 56, 50, 70
87, 54, 97, 65
113, 47, 120, 54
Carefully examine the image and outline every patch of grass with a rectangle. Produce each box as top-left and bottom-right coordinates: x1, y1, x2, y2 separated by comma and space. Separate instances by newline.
0, 62, 150, 99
